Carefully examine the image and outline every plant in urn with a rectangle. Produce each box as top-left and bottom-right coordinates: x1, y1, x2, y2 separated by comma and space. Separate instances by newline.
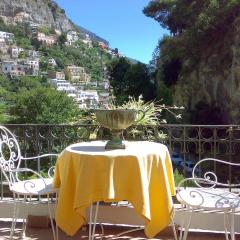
94, 109, 138, 149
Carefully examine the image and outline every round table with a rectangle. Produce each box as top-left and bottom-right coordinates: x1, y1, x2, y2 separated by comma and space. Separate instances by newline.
53, 140, 175, 238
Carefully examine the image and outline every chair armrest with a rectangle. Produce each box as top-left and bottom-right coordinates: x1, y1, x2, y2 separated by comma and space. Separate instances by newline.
21, 153, 58, 160
47, 166, 55, 178
193, 158, 240, 188
11, 168, 48, 187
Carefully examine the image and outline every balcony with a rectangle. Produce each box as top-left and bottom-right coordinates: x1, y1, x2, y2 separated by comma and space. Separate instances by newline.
0, 124, 240, 239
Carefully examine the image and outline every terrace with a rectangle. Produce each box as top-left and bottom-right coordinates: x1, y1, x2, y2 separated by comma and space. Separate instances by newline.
0, 124, 240, 239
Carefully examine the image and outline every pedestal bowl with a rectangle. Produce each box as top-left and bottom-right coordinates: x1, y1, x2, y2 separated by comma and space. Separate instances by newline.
94, 109, 137, 150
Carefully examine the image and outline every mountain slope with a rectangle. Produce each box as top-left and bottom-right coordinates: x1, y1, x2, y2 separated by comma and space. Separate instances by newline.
0, 0, 75, 32
0, 0, 109, 47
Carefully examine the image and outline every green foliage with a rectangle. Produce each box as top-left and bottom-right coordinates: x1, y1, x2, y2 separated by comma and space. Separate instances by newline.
143, 0, 240, 121
10, 87, 81, 124
121, 96, 163, 125
84, 96, 182, 141
0, 74, 82, 124
122, 96, 182, 124
0, 22, 32, 49
108, 57, 131, 104
144, 0, 240, 38
144, 0, 240, 64
3, 75, 48, 93
108, 57, 155, 105
38, 41, 110, 82
57, 34, 67, 46
191, 101, 228, 124
174, 169, 184, 186
16, 37, 32, 49
38, 26, 55, 35
31, 38, 42, 50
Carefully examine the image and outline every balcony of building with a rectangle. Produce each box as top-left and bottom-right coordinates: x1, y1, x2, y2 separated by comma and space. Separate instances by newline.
0, 124, 240, 239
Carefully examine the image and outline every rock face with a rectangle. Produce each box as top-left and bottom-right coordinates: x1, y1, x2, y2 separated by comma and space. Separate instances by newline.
173, 18, 240, 124
0, 0, 74, 32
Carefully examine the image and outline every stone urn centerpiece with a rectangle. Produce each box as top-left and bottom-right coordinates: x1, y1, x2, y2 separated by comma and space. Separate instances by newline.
94, 109, 138, 150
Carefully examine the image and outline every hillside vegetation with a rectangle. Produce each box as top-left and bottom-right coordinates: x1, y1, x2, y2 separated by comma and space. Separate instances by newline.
144, 0, 240, 124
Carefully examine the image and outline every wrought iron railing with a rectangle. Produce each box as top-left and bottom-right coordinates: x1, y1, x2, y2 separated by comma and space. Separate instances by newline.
1, 124, 240, 198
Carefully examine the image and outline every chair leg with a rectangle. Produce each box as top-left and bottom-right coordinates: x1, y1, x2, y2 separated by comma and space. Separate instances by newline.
10, 193, 19, 239
171, 219, 178, 240
230, 210, 235, 240
180, 206, 193, 240
89, 202, 99, 240
224, 212, 230, 240
55, 192, 59, 240
47, 194, 57, 240
224, 210, 235, 240
22, 195, 29, 237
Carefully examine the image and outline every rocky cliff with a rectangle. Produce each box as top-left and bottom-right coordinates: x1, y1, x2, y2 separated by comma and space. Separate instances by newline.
0, 0, 74, 32
173, 17, 240, 124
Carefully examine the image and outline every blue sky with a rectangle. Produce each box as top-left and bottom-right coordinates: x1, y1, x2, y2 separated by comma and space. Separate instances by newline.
54, 0, 168, 64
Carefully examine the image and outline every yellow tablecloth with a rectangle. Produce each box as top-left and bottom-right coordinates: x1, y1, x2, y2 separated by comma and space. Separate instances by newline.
53, 141, 175, 238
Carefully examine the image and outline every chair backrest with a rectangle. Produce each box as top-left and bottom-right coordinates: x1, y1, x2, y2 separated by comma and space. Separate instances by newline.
192, 158, 240, 189
0, 126, 22, 185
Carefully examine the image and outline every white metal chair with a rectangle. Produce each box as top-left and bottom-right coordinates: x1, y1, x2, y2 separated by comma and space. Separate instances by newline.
176, 158, 240, 240
0, 125, 58, 240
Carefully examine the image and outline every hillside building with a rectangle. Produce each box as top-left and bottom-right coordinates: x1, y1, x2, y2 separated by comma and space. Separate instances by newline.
9, 46, 24, 59
1, 60, 26, 77
76, 90, 99, 109
81, 34, 92, 48
64, 65, 91, 84
98, 41, 108, 50
49, 79, 77, 98
33, 32, 56, 46
0, 38, 8, 54
0, 31, 14, 42
48, 71, 65, 80
28, 50, 41, 58
65, 30, 79, 45
22, 58, 39, 76
48, 58, 57, 66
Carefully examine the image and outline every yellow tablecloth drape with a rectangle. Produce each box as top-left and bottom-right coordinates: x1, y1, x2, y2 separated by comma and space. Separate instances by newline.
53, 141, 175, 238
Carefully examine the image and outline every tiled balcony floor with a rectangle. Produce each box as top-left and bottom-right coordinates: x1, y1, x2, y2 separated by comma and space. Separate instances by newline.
0, 220, 236, 240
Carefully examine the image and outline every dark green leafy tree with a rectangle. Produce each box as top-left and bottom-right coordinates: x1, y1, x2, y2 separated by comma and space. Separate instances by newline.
108, 57, 131, 104
143, 0, 240, 117
144, 0, 240, 66
0, 87, 10, 123
10, 87, 81, 124
31, 38, 42, 50
123, 63, 155, 101
144, 1, 240, 37
108, 58, 155, 104
4, 76, 49, 93
57, 34, 67, 46
191, 101, 228, 124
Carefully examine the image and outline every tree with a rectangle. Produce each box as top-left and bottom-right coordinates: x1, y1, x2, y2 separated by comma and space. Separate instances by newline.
123, 63, 155, 101
57, 34, 67, 46
144, 1, 240, 63
108, 57, 131, 104
144, 1, 240, 36
143, 0, 240, 116
191, 101, 228, 124
108, 58, 155, 104
0, 88, 11, 123
31, 38, 42, 50
10, 87, 81, 124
